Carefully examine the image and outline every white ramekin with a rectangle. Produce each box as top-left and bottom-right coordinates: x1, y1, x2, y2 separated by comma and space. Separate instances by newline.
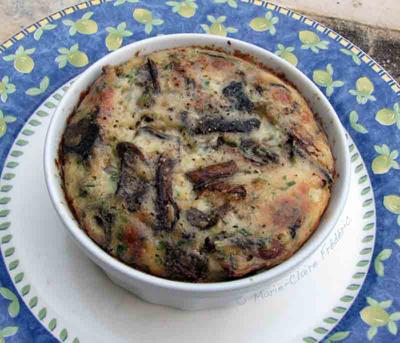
44, 34, 350, 311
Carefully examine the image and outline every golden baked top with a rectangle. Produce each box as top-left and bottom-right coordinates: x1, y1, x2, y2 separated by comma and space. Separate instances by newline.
60, 47, 334, 282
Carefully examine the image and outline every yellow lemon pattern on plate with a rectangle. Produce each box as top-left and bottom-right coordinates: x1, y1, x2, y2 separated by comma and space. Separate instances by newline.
133, 8, 164, 34
376, 102, 400, 129
383, 195, 400, 225
360, 297, 400, 340
63, 12, 98, 36
166, 0, 198, 18
249, 11, 279, 35
105, 22, 133, 51
371, 144, 399, 175
0, 76, 16, 103
2, 46, 35, 74
0, 110, 16, 138
349, 77, 376, 105
201, 15, 237, 36
299, 30, 329, 53
312, 64, 344, 97
274, 44, 298, 66
55, 44, 89, 69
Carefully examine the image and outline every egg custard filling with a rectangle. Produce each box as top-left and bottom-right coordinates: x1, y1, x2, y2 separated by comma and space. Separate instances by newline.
60, 47, 334, 282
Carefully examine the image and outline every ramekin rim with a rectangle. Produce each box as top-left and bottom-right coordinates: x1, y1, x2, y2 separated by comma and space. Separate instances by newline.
44, 33, 351, 293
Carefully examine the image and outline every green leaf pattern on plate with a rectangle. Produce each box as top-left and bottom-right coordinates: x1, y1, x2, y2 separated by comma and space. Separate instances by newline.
274, 44, 298, 66
299, 31, 329, 53
313, 64, 344, 96
349, 111, 368, 134
60, 328, 68, 341
372, 144, 399, 174
249, 11, 279, 35
201, 15, 237, 36
214, 0, 237, 8
325, 331, 350, 342
105, 22, 133, 51
349, 77, 376, 105
0, 76, 16, 103
360, 297, 400, 340
133, 8, 164, 34
166, 0, 198, 18
340, 48, 361, 65
0, 326, 18, 341
376, 102, 400, 129
26, 76, 50, 96
63, 12, 98, 36
0, 288, 20, 318
374, 249, 392, 276
114, 0, 140, 6
33, 23, 57, 41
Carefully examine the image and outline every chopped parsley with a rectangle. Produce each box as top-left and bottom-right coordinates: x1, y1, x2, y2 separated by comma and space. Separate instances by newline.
109, 170, 120, 182
177, 239, 186, 247
155, 254, 164, 266
202, 80, 210, 88
116, 244, 127, 257
79, 182, 95, 197
279, 180, 296, 191
286, 181, 296, 187
157, 241, 167, 251
239, 228, 251, 237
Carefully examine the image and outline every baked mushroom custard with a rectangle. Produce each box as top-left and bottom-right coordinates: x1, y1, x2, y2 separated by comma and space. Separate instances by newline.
60, 47, 334, 282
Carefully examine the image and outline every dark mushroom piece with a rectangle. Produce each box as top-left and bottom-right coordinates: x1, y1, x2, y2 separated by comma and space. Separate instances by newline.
186, 204, 231, 230
193, 116, 261, 135
200, 182, 247, 200
139, 126, 171, 140
269, 82, 289, 90
63, 109, 99, 158
116, 142, 148, 212
136, 58, 160, 108
202, 236, 216, 253
186, 208, 218, 230
258, 239, 284, 260
185, 160, 239, 191
185, 77, 196, 91
164, 244, 208, 282
155, 155, 180, 232
200, 51, 226, 59
222, 81, 254, 112
288, 217, 302, 239
286, 133, 334, 185
146, 58, 160, 93
240, 139, 280, 165
222, 235, 284, 260
94, 207, 114, 249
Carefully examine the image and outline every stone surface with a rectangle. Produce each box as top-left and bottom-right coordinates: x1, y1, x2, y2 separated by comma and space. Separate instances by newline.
0, 0, 399, 82
312, 15, 400, 82
0, 0, 78, 41
273, 0, 400, 29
